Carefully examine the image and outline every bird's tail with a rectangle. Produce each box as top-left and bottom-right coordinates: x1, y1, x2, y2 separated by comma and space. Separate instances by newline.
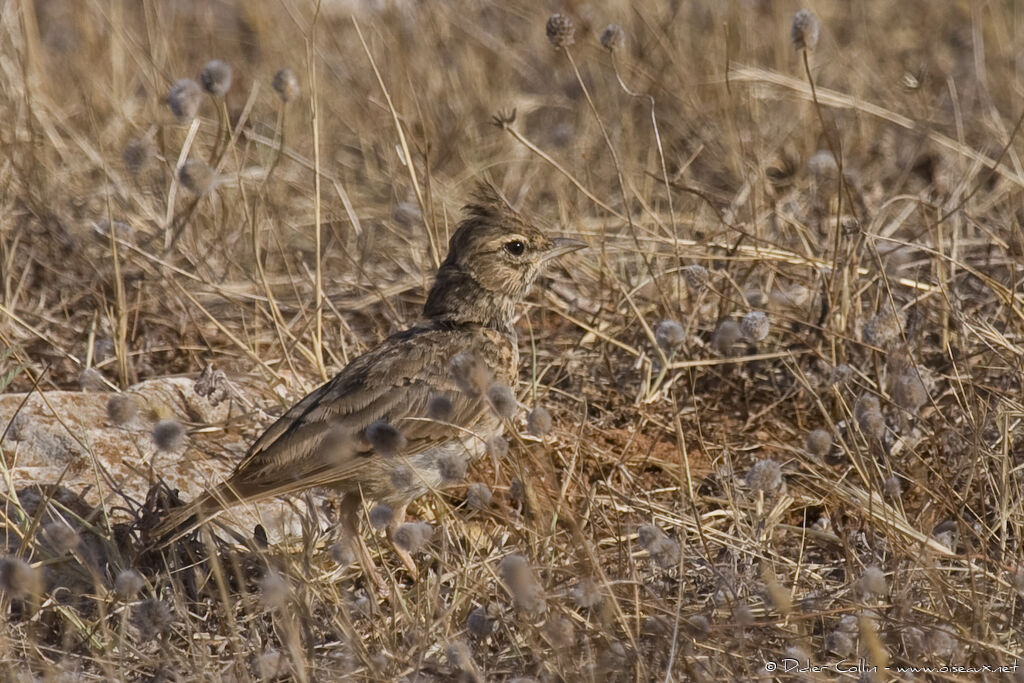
145, 492, 222, 549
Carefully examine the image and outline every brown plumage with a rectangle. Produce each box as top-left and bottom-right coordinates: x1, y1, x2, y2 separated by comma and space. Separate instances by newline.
150, 185, 583, 548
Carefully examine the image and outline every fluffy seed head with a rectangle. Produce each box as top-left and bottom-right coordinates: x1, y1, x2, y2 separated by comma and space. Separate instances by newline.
272, 68, 300, 102
486, 435, 509, 460
862, 309, 901, 348
790, 9, 820, 51
437, 452, 468, 484
44, 522, 80, 552
427, 394, 454, 422
330, 540, 355, 566
178, 159, 216, 196
259, 572, 290, 610
132, 598, 172, 639
854, 395, 881, 422
388, 465, 413, 491
199, 59, 232, 96
857, 410, 886, 441
892, 372, 927, 413
368, 504, 393, 530
741, 311, 770, 342
107, 394, 138, 426
600, 24, 626, 51
546, 13, 576, 48
572, 577, 602, 608
79, 367, 106, 391
859, 566, 887, 596
486, 383, 517, 419
166, 78, 201, 120
654, 320, 685, 352
466, 482, 492, 510
824, 629, 854, 657
122, 137, 152, 173
805, 428, 833, 457
365, 421, 406, 457
152, 419, 185, 452
499, 554, 544, 613
883, 475, 902, 499
637, 525, 680, 568
114, 569, 144, 599
450, 353, 493, 398
527, 406, 553, 437
682, 264, 709, 291
745, 459, 784, 494
466, 605, 493, 638
711, 320, 741, 354
0, 556, 41, 598
393, 521, 433, 554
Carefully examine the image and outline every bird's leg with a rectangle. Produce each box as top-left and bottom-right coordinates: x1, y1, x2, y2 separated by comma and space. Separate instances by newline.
386, 502, 419, 579
339, 494, 385, 590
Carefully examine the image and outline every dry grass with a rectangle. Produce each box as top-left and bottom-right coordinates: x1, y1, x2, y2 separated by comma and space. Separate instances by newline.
2, 0, 1024, 680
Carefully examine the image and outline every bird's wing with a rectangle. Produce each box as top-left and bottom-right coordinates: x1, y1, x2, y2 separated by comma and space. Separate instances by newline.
221, 324, 509, 498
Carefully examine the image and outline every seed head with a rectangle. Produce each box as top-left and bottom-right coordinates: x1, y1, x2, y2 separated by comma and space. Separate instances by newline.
824, 629, 854, 657
682, 264, 709, 291
637, 525, 681, 568
43, 522, 80, 552
466, 605, 493, 638
740, 311, 770, 342
389, 465, 413, 491
259, 572, 290, 610
122, 137, 153, 173
107, 394, 138, 426
437, 451, 468, 483
862, 309, 901, 348
114, 569, 145, 599
466, 483, 492, 510
132, 598, 173, 639
272, 68, 300, 102
854, 395, 881, 423
892, 372, 927, 413
571, 577, 602, 608
545, 13, 575, 49
79, 367, 106, 391
393, 521, 433, 554
857, 410, 886, 441
152, 419, 185, 452
711, 320, 741, 354
498, 554, 544, 613
178, 159, 216, 195
0, 556, 41, 598
368, 504, 393, 530
199, 59, 232, 96
365, 421, 406, 457
805, 428, 833, 457
600, 24, 626, 51
427, 394, 454, 421
527, 406, 552, 437
745, 459, 784, 495
883, 475, 902, 500
654, 320, 685, 353
446, 640, 477, 677
166, 78, 202, 120
330, 539, 355, 566
486, 435, 509, 460
450, 353, 493, 398
486, 383, 517, 419
790, 9, 820, 51
858, 566, 887, 597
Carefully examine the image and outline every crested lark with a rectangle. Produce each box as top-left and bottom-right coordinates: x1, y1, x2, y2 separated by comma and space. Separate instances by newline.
151, 185, 584, 568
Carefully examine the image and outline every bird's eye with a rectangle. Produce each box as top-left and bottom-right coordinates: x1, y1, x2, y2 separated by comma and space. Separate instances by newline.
503, 240, 526, 256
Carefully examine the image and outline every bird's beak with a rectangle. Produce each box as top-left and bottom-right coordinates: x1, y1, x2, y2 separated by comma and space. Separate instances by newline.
544, 237, 587, 261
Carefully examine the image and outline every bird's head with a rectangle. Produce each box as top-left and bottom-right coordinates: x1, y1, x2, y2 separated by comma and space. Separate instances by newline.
424, 185, 585, 331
